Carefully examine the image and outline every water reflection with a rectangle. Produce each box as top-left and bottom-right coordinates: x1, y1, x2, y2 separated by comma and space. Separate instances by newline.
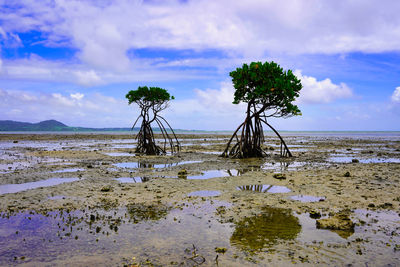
230, 206, 301, 252
237, 184, 291, 193
115, 177, 150, 183
0, 178, 79, 195
290, 195, 326, 202
112, 160, 202, 169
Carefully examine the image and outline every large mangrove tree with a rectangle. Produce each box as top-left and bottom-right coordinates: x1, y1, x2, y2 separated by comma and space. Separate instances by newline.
126, 86, 180, 155
221, 61, 302, 158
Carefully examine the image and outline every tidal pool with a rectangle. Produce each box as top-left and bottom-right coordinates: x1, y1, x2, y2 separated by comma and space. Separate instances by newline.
103, 152, 135, 157
328, 156, 400, 163
112, 160, 202, 169
237, 184, 291, 193
115, 177, 150, 183
186, 170, 239, 180
290, 195, 326, 202
0, 177, 79, 195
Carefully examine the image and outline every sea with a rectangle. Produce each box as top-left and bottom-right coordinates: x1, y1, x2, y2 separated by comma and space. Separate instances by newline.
1, 131, 400, 140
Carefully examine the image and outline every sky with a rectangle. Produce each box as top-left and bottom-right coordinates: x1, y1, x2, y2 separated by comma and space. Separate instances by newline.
0, 0, 400, 131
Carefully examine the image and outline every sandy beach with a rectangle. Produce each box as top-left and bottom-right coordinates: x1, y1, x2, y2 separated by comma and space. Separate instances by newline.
1, 132, 400, 266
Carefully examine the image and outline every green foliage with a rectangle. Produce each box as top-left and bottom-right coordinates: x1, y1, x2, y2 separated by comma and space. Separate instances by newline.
230, 61, 302, 117
126, 86, 174, 105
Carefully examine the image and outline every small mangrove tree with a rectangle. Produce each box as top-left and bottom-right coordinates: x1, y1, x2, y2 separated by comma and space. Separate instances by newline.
126, 86, 180, 155
222, 61, 302, 158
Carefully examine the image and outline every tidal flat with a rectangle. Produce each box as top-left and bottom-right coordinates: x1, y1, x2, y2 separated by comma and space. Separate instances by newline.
0, 133, 400, 266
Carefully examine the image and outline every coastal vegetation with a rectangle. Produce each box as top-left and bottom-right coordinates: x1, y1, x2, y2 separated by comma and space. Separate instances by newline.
126, 86, 180, 155
222, 61, 302, 158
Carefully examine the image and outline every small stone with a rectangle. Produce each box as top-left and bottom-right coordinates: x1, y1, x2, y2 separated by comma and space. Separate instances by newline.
368, 203, 375, 208
351, 159, 359, 163
344, 171, 351, 177
215, 247, 227, 253
100, 185, 112, 192
178, 169, 188, 178
273, 173, 286, 180
309, 210, 321, 219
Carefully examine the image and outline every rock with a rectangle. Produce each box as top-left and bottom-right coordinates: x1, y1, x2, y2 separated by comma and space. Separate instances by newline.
100, 185, 112, 192
351, 159, 359, 163
273, 173, 286, 180
215, 247, 227, 253
177, 169, 188, 178
344, 171, 351, 177
309, 210, 321, 219
316, 212, 354, 231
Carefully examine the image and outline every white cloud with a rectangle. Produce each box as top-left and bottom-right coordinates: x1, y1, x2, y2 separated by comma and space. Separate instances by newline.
295, 70, 353, 104
74, 70, 103, 86
70, 92, 84, 101
0, 88, 138, 127
391, 87, 400, 103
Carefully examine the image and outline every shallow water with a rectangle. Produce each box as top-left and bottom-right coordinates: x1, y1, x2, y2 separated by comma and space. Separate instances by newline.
103, 152, 135, 157
328, 156, 400, 163
115, 177, 150, 183
187, 169, 239, 180
0, 178, 79, 195
236, 184, 291, 193
290, 195, 326, 202
113, 160, 202, 169
51, 168, 85, 173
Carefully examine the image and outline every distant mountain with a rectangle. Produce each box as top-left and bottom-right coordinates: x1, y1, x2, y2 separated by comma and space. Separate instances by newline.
0, 120, 132, 132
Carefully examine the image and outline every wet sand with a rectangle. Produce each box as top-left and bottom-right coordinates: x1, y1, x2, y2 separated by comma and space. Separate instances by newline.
0, 133, 400, 266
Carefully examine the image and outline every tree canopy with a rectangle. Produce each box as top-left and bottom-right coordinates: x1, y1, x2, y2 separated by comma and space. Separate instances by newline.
126, 86, 174, 104
230, 61, 302, 118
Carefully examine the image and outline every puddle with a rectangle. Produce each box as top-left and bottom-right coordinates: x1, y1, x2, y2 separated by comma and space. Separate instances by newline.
290, 195, 326, 202
262, 161, 307, 172
115, 177, 150, 183
231, 206, 301, 251
51, 168, 85, 173
0, 178, 79, 195
237, 184, 291, 193
104, 152, 135, 157
185, 170, 239, 180
187, 190, 221, 197
112, 160, 202, 169
328, 156, 400, 163
200, 151, 221, 155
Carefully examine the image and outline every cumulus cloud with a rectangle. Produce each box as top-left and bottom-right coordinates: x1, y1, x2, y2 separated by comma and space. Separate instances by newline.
295, 70, 353, 104
391, 87, 400, 103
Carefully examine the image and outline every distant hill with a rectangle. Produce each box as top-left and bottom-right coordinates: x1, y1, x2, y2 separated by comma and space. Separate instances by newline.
0, 120, 132, 132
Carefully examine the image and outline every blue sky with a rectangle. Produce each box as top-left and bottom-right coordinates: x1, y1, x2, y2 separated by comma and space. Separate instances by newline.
1, 0, 400, 131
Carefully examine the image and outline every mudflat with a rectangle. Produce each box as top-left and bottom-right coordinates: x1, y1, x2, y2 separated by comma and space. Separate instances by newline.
1, 133, 400, 266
